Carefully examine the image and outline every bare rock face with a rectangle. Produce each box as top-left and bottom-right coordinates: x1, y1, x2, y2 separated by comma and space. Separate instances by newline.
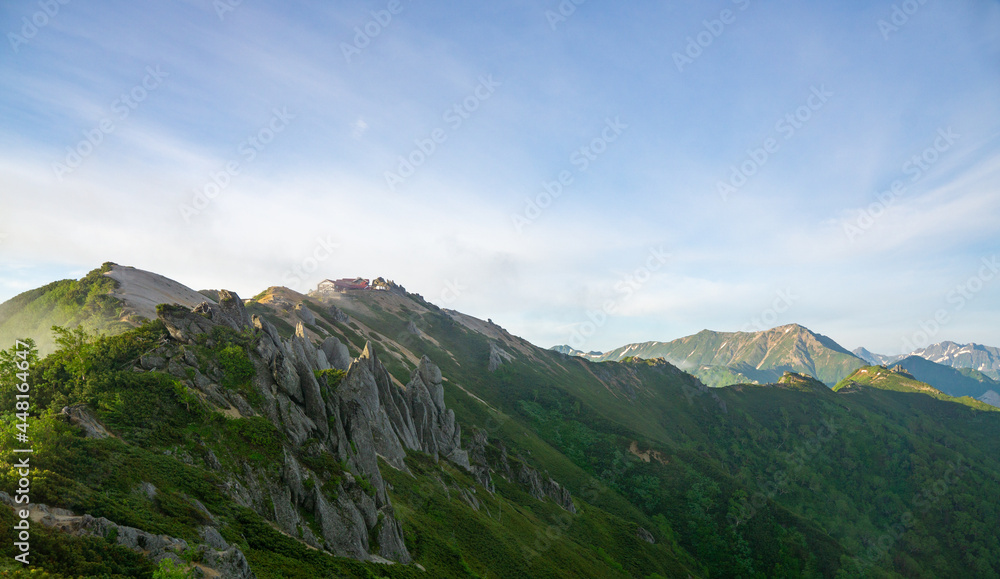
466, 429, 496, 492
216, 289, 253, 331
487, 341, 514, 372
295, 303, 316, 326
339, 343, 411, 473
544, 477, 576, 513
159, 304, 217, 343
158, 290, 252, 344
60, 404, 112, 439
403, 357, 470, 469
321, 336, 352, 371
637, 526, 656, 544
328, 304, 349, 324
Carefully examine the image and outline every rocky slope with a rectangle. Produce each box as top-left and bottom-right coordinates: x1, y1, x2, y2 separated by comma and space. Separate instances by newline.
151, 289, 486, 563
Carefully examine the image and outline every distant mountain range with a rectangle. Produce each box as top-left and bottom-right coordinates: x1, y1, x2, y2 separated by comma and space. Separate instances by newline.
853, 342, 1000, 380
851, 346, 901, 367
554, 328, 1000, 399
555, 324, 866, 387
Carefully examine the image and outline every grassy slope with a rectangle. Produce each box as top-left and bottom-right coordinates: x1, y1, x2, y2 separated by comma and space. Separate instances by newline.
342, 293, 1000, 578
833, 366, 999, 412
891, 355, 1000, 399
0, 263, 133, 356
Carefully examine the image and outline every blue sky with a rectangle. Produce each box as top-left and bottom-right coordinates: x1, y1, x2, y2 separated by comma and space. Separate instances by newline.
1, 0, 999, 355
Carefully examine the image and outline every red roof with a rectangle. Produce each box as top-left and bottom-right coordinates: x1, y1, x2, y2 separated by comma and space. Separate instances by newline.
333, 278, 369, 290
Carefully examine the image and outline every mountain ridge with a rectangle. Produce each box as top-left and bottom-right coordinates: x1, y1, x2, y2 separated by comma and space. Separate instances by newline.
4, 263, 1000, 577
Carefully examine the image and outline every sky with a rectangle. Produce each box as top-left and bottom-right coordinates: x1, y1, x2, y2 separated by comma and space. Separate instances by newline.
1, 0, 999, 356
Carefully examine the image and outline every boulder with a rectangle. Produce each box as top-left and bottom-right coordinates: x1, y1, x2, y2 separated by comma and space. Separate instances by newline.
637, 526, 656, 544
321, 336, 352, 371
60, 405, 112, 439
295, 303, 316, 326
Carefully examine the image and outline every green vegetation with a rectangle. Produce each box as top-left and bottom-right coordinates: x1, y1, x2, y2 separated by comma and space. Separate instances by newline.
891, 355, 1000, 399
834, 365, 1000, 412
0, 263, 133, 356
339, 291, 1000, 577
3, 281, 1000, 578
383, 451, 697, 578
153, 558, 194, 578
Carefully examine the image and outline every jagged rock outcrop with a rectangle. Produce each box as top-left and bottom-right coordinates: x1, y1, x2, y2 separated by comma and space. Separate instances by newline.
328, 304, 349, 323
487, 341, 513, 372
151, 291, 486, 565
295, 303, 316, 325
544, 477, 576, 513
0, 493, 254, 579
401, 357, 470, 469
466, 430, 575, 512
158, 290, 252, 345
637, 526, 656, 544
515, 460, 575, 512
466, 429, 495, 492
59, 404, 112, 439
321, 336, 352, 371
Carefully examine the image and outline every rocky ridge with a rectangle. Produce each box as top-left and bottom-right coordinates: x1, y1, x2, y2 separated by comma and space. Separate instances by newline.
149, 290, 575, 563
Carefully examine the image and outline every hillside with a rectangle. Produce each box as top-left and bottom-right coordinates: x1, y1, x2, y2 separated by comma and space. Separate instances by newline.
889, 355, 1000, 399
2, 267, 1000, 578
833, 365, 998, 412
0, 263, 133, 356
595, 324, 866, 387
0, 263, 215, 356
